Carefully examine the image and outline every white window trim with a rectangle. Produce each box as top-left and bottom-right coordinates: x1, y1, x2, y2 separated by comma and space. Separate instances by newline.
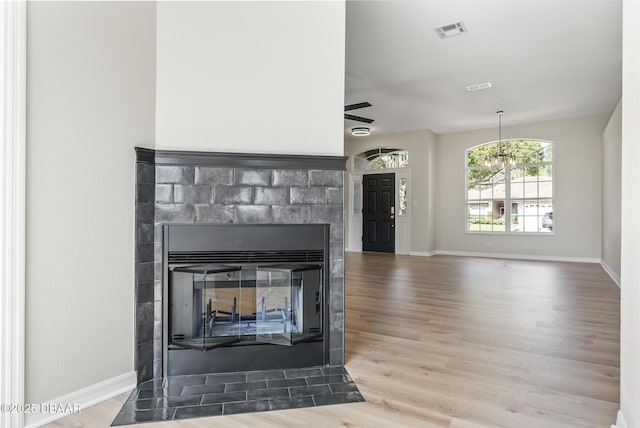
1, 2, 26, 427
464, 139, 554, 235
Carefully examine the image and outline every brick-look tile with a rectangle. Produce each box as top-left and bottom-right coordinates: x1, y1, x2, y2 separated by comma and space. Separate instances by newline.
309, 205, 343, 224
291, 187, 326, 205
214, 186, 252, 204
309, 170, 343, 187
235, 169, 271, 186
195, 167, 233, 185
195, 205, 234, 223
254, 187, 289, 205
234, 205, 272, 223
156, 166, 195, 184
272, 206, 309, 224
272, 169, 308, 187
174, 185, 213, 204
155, 184, 173, 203
156, 204, 195, 223
326, 187, 344, 205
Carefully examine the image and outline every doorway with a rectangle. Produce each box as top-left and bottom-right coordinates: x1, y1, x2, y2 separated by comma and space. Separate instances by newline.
362, 173, 395, 253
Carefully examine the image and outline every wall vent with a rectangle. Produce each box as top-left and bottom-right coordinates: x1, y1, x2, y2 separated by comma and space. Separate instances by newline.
466, 82, 493, 92
435, 21, 467, 38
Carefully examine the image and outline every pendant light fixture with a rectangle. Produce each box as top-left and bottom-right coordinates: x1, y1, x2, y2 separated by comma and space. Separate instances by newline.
484, 111, 516, 169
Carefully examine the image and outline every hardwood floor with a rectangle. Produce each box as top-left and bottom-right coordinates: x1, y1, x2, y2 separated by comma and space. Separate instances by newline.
45, 253, 620, 427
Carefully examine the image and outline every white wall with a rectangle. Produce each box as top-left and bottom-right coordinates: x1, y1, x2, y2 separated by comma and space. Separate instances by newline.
155, 1, 345, 156
344, 130, 437, 253
435, 114, 607, 260
602, 100, 622, 283
620, 0, 640, 426
26, 2, 156, 403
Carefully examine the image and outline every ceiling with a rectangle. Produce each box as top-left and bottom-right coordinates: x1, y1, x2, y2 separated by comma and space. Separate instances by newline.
344, 0, 622, 137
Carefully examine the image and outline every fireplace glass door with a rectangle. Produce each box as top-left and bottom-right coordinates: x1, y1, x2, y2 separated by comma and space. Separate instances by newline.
256, 264, 322, 346
170, 264, 242, 351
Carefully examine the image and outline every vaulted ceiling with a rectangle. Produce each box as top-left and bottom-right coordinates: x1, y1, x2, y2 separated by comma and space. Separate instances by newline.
345, 0, 622, 137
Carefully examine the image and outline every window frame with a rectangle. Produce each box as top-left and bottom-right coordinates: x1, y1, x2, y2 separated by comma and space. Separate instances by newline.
464, 139, 554, 235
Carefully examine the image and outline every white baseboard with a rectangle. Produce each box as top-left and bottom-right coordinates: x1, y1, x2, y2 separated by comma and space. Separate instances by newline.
409, 250, 436, 257
613, 409, 627, 428
24, 371, 136, 428
600, 260, 621, 288
434, 250, 600, 264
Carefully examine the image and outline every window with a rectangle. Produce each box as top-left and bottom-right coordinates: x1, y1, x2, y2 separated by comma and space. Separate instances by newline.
466, 140, 553, 233
354, 148, 409, 170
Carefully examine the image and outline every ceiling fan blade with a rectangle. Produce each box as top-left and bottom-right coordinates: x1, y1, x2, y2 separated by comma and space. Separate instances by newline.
344, 102, 372, 112
344, 113, 374, 124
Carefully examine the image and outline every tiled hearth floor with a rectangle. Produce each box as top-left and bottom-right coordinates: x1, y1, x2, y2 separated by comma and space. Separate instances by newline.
112, 366, 364, 425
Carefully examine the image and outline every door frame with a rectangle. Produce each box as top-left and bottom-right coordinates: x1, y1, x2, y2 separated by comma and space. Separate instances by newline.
348, 169, 411, 254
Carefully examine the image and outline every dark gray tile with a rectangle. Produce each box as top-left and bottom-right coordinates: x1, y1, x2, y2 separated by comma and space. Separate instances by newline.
214, 186, 252, 204
137, 281, 154, 304
174, 185, 213, 204
272, 205, 309, 224
201, 391, 246, 405
246, 370, 285, 382
284, 367, 324, 379
312, 391, 364, 406
137, 388, 168, 400
136, 302, 154, 325
269, 395, 315, 411
309, 170, 343, 187
119, 398, 157, 411
136, 202, 154, 223
136, 363, 153, 385
155, 395, 202, 408
329, 382, 361, 394
309, 205, 343, 224
155, 184, 173, 203
174, 404, 223, 420
195, 204, 234, 223
181, 383, 226, 396
205, 373, 247, 384
156, 166, 195, 184
289, 384, 331, 397
136, 262, 154, 284
224, 380, 267, 392
272, 169, 308, 187
254, 187, 289, 205
137, 163, 155, 184
322, 366, 347, 376
223, 399, 270, 415
235, 168, 271, 186
234, 205, 272, 223
307, 374, 351, 385
196, 167, 233, 185
136, 321, 153, 344
329, 348, 344, 366
156, 204, 195, 223
136, 222, 154, 243
137, 183, 155, 203
327, 187, 344, 205
137, 378, 165, 390
291, 187, 326, 205
114, 408, 175, 425
266, 377, 307, 389
136, 243, 154, 263
246, 387, 290, 401
165, 375, 207, 388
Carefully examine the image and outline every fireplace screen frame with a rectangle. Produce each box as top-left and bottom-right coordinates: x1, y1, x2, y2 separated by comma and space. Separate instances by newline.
162, 224, 330, 376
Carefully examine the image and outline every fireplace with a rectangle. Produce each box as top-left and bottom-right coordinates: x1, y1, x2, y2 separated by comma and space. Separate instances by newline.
164, 223, 329, 375
134, 148, 347, 382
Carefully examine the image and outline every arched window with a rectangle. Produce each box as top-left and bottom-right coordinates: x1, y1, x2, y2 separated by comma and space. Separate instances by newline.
354, 148, 409, 170
465, 140, 553, 233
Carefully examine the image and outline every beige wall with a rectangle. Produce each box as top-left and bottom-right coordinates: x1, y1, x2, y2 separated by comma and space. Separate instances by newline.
602, 100, 622, 283
344, 130, 437, 253
435, 114, 608, 259
155, 1, 345, 155
620, 0, 640, 425
26, 2, 156, 403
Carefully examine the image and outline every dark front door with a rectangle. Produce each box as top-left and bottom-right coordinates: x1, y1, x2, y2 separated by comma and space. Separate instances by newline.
362, 173, 395, 253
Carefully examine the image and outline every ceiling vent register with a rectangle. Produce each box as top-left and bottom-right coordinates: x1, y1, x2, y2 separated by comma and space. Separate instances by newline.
435, 21, 467, 38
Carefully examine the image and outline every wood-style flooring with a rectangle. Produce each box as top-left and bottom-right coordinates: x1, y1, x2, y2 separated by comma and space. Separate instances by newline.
45, 253, 620, 427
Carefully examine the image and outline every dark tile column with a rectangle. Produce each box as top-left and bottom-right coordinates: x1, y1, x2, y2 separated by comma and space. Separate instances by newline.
135, 148, 156, 383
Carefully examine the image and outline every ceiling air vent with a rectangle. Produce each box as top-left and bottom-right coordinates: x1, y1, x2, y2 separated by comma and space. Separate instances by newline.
466, 82, 493, 92
435, 21, 467, 38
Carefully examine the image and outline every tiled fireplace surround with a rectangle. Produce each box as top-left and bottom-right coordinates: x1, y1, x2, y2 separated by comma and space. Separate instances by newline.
134, 148, 347, 383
